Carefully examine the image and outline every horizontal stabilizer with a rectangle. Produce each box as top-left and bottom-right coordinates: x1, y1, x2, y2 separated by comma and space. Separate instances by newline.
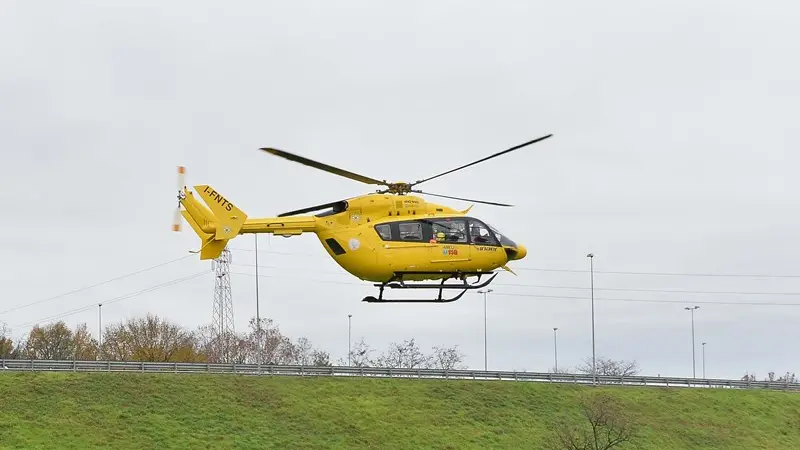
200, 238, 229, 260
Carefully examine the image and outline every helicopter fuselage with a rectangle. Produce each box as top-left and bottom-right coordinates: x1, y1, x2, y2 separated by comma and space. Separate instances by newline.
239, 193, 527, 282
176, 134, 549, 301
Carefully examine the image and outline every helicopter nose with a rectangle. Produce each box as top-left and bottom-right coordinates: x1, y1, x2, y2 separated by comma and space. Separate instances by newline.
504, 244, 527, 261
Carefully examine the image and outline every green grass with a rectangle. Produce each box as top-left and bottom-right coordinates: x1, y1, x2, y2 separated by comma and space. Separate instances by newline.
0, 372, 799, 449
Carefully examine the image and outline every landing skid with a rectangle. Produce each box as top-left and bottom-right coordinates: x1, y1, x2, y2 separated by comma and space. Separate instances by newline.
362, 271, 498, 303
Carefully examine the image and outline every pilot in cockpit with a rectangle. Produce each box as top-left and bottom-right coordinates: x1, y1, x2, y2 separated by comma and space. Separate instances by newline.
470, 223, 490, 244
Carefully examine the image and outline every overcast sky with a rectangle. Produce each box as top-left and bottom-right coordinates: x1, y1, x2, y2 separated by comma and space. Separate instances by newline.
1, 0, 798, 379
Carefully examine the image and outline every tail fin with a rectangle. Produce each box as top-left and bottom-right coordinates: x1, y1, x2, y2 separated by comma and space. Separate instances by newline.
179, 185, 248, 259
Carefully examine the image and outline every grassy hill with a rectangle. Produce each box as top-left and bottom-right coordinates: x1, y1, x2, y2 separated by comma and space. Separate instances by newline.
0, 371, 798, 449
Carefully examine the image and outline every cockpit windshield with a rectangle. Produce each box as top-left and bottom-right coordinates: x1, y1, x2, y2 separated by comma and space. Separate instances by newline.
486, 223, 517, 248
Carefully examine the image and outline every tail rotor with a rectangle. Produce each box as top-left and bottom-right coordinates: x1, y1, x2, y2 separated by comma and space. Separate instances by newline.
172, 165, 186, 232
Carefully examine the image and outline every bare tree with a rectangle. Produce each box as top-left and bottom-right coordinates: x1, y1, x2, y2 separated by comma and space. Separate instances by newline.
294, 337, 315, 365
336, 338, 467, 370
193, 324, 246, 363
430, 345, 467, 370
761, 371, 797, 384
375, 339, 432, 369
349, 337, 376, 367
550, 366, 572, 374
576, 356, 640, 377
193, 324, 218, 360
194, 316, 328, 365
311, 349, 331, 366
778, 372, 797, 384
286, 337, 331, 366
242, 317, 309, 365
337, 337, 377, 367
551, 392, 637, 450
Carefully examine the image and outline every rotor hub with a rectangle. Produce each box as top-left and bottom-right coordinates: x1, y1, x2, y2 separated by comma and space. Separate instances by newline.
384, 182, 412, 195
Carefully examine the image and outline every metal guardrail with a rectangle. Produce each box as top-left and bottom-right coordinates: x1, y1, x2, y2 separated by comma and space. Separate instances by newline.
1, 359, 798, 392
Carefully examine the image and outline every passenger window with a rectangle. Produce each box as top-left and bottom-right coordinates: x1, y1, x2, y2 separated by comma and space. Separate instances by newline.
468, 219, 498, 245
375, 224, 391, 240
398, 222, 423, 241
430, 219, 467, 243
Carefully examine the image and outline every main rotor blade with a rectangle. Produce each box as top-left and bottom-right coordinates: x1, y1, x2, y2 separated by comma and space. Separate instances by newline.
260, 147, 387, 186
412, 134, 552, 186
413, 190, 513, 207
277, 200, 348, 217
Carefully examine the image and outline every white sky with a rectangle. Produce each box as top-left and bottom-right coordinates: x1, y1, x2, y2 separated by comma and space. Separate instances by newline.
1, 0, 798, 380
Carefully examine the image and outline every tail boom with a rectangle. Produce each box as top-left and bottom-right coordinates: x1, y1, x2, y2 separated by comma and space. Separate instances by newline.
241, 217, 316, 237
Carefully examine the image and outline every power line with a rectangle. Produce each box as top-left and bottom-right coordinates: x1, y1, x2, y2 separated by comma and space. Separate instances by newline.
498, 282, 800, 297
230, 272, 359, 287
231, 261, 800, 286
12, 271, 210, 330
231, 263, 800, 297
228, 245, 800, 280
489, 292, 800, 307
1, 254, 194, 316
231, 262, 342, 276
515, 267, 800, 279
230, 271, 800, 307
230, 247, 800, 279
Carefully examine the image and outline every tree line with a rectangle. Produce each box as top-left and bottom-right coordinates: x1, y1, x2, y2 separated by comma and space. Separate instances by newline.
0, 315, 466, 370
3, 318, 795, 380
0, 318, 647, 376
741, 371, 797, 384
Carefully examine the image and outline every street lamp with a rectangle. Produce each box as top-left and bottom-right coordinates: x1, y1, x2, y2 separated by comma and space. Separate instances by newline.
684, 305, 700, 378
98, 303, 102, 359
348, 314, 352, 366
701, 342, 707, 378
553, 327, 559, 372
478, 288, 493, 371
255, 235, 262, 365
587, 253, 596, 384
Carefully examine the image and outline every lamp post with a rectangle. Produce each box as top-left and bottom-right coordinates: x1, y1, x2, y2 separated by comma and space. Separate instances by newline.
478, 288, 493, 371
586, 253, 596, 384
255, 235, 261, 365
702, 341, 706, 379
553, 327, 559, 372
98, 303, 102, 358
684, 305, 700, 378
348, 314, 352, 366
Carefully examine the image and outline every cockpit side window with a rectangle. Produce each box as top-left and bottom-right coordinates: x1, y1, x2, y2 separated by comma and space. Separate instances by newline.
428, 218, 467, 243
467, 219, 499, 245
374, 220, 428, 242
398, 222, 423, 241
375, 219, 476, 243
374, 223, 392, 240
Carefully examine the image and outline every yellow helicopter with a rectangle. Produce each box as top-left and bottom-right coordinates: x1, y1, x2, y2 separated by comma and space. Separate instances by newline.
172, 134, 552, 303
